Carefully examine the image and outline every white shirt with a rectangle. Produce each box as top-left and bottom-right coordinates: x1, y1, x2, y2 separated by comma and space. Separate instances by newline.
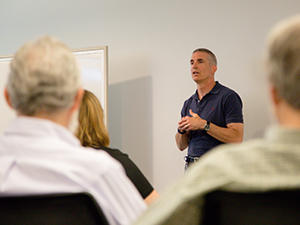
0, 116, 146, 225
134, 126, 300, 225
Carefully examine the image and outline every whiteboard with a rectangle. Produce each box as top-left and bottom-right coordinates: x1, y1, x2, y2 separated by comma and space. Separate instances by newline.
0, 46, 108, 134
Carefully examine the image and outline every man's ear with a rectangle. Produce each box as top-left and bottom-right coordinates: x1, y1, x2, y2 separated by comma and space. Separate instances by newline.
4, 88, 13, 109
211, 65, 217, 74
70, 88, 84, 112
270, 85, 281, 106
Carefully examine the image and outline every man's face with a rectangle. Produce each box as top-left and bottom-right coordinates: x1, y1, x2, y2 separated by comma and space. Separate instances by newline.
190, 51, 215, 84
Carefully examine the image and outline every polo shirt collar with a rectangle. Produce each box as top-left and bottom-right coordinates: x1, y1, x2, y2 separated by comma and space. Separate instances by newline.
209, 81, 221, 94
192, 81, 221, 100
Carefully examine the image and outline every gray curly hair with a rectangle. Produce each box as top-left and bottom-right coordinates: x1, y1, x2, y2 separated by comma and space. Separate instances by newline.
6, 36, 82, 116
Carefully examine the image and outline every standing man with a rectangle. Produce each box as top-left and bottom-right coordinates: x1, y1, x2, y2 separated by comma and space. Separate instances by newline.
176, 48, 244, 169
0, 36, 146, 225
135, 14, 300, 225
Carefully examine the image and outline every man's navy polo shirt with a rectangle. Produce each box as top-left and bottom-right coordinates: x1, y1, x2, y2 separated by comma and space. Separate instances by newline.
180, 81, 243, 157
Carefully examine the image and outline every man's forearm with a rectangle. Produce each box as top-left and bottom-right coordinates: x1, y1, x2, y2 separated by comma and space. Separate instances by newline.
206, 122, 244, 143
175, 132, 189, 151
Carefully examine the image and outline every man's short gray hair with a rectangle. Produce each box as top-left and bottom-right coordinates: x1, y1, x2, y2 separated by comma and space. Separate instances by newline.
266, 15, 300, 110
193, 48, 217, 66
6, 36, 82, 116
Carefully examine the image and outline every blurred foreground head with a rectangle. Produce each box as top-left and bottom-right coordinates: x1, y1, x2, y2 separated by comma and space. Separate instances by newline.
6, 36, 82, 116
266, 15, 300, 111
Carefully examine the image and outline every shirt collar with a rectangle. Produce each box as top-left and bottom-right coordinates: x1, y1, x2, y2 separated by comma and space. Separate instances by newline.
265, 125, 300, 145
192, 81, 221, 100
5, 116, 81, 146
209, 81, 221, 94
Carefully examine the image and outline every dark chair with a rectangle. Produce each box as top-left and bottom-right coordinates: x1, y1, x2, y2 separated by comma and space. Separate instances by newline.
202, 190, 300, 225
0, 192, 109, 225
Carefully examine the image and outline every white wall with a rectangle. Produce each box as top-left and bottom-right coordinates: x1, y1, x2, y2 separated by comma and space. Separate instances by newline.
1, 0, 300, 192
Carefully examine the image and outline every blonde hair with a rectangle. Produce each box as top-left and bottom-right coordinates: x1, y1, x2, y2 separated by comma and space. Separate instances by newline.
76, 90, 110, 148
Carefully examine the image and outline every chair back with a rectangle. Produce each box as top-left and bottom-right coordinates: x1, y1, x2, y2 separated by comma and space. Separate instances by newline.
202, 190, 300, 225
0, 192, 109, 225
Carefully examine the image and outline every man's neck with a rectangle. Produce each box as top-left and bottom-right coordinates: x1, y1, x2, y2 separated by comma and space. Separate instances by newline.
33, 109, 72, 129
197, 79, 216, 100
276, 100, 300, 129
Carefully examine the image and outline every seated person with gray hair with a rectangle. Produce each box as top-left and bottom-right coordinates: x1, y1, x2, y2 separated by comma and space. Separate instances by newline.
0, 36, 146, 225
134, 14, 300, 225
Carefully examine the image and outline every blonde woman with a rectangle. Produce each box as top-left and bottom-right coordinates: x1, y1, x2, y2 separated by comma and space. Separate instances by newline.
76, 90, 159, 205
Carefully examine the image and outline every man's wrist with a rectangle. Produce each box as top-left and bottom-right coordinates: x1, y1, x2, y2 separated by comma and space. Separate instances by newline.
203, 121, 211, 132
177, 128, 186, 134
